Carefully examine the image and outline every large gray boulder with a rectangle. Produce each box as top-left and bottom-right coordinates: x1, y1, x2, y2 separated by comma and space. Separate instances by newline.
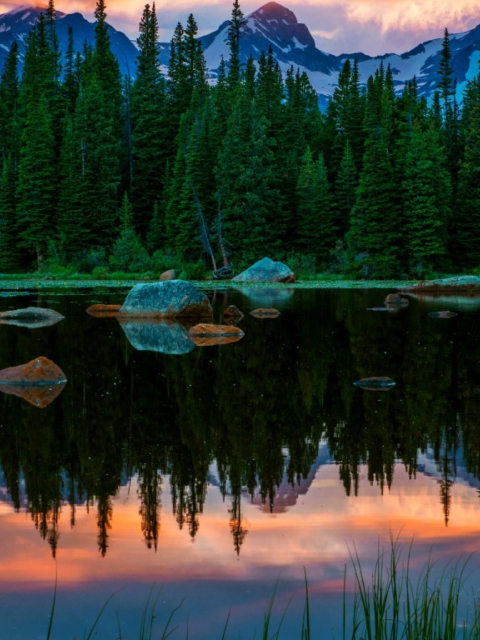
119, 280, 213, 319
232, 258, 295, 283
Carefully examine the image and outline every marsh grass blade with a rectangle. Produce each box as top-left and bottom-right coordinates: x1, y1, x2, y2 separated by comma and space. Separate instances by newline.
345, 537, 480, 640
301, 568, 311, 640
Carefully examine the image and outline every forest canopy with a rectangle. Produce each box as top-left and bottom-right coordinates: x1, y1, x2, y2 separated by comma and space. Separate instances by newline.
0, 0, 478, 279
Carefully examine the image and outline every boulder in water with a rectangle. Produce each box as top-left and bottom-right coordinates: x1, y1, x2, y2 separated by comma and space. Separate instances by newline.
119, 280, 213, 319
232, 258, 295, 283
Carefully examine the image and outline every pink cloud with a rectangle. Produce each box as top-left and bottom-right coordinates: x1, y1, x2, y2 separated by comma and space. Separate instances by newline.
1, 0, 479, 54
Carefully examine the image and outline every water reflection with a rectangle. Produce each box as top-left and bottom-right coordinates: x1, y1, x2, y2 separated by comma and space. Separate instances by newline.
118, 318, 196, 354
0, 289, 480, 636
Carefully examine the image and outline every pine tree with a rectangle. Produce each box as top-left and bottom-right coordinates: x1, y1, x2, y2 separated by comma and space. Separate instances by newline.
131, 3, 168, 237
0, 41, 20, 168
215, 96, 283, 260
0, 155, 21, 271
438, 28, 454, 119
402, 121, 449, 276
16, 91, 56, 264
227, 0, 246, 90
63, 26, 79, 113
347, 71, 402, 277
454, 77, 480, 267
297, 149, 335, 262
334, 140, 357, 237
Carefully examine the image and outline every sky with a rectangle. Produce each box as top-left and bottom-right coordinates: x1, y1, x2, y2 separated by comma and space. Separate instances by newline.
1, 0, 480, 55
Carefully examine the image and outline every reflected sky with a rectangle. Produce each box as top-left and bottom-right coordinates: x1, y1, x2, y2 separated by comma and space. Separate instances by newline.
1, 460, 480, 638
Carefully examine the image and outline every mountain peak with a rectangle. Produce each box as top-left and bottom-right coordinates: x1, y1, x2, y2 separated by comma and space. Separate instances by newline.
251, 2, 298, 25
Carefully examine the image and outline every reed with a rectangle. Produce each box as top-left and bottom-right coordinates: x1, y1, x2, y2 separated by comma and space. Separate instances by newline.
346, 538, 480, 640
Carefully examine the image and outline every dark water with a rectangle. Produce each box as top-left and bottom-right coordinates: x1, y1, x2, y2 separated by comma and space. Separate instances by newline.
0, 286, 479, 639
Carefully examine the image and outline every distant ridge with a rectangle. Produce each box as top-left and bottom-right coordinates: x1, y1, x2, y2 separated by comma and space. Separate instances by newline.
1, 2, 480, 107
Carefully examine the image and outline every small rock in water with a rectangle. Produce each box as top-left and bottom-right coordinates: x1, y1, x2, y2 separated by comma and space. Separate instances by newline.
427, 310, 458, 318
0, 356, 67, 386
189, 323, 244, 347
353, 377, 396, 391
250, 308, 281, 318
384, 293, 409, 308
0, 306, 64, 328
86, 304, 122, 317
223, 305, 244, 321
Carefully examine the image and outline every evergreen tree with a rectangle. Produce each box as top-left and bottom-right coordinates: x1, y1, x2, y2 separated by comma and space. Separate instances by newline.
438, 28, 454, 119
0, 42, 20, 168
296, 149, 335, 262
227, 0, 246, 90
131, 3, 168, 237
16, 92, 56, 264
334, 140, 357, 237
63, 26, 79, 113
402, 121, 449, 275
347, 71, 402, 277
454, 77, 480, 267
0, 155, 21, 271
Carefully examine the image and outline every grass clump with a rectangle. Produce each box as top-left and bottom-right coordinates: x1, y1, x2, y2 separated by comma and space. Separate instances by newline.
345, 538, 480, 640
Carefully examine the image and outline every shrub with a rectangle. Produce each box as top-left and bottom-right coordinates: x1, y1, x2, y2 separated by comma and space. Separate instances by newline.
109, 229, 151, 273
73, 247, 108, 274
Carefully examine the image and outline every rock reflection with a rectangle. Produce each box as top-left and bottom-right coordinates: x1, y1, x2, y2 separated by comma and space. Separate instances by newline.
118, 318, 196, 354
0, 381, 66, 408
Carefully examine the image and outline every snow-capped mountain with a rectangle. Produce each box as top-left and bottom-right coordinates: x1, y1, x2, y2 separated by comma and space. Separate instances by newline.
0, 4, 139, 77
1, 1, 480, 108
197, 1, 480, 107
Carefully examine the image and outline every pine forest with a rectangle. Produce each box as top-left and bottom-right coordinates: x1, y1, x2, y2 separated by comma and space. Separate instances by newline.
0, 0, 478, 280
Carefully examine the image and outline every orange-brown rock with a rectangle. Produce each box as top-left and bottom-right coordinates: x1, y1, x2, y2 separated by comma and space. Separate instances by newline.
223, 305, 244, 320
188, 323, 244, 347
249, 308, 281, 318
159, 269, 177, 281
86, 304, 122, 318
384, 293, 409, 307
0, 382, 66, 408
0, 357, 67, 386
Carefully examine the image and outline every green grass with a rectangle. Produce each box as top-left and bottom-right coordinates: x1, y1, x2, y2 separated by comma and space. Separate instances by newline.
346, 538, 480, 640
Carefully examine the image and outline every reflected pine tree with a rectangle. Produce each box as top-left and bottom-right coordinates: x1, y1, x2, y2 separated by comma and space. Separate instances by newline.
0, 291, 480, 557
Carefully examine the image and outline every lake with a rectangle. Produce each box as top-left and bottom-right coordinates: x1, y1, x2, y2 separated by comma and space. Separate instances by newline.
0, 285, 479, 639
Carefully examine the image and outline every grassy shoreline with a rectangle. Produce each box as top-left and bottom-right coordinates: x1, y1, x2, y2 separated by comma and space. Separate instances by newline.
0, 275, 416, 291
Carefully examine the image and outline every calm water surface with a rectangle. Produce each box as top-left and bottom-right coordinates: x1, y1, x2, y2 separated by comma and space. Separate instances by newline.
0, 286, 479, 639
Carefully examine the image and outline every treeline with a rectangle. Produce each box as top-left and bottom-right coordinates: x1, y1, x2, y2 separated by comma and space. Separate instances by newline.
0, 0, 479, 277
